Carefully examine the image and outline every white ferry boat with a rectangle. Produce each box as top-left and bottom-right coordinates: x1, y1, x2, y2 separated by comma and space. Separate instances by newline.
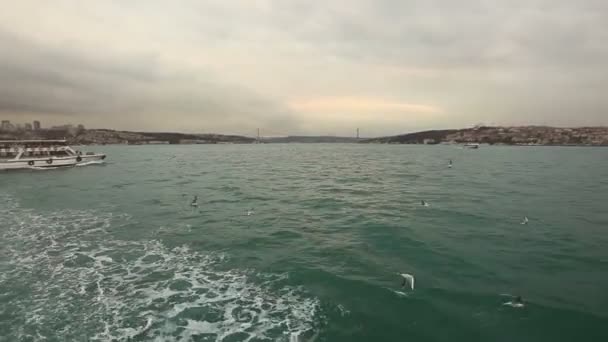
464, 143, 480, 149
0, 140, 106, 170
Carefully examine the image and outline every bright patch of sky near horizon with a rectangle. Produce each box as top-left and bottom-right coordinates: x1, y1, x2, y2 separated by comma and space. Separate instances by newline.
0, 0, 607, 137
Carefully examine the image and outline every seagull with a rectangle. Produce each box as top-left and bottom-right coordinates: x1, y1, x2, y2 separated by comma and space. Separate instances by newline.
190, 196, 198, 207
520, 216, 529, 225
503, 295, 525, 308
421, 200, 429, 207
448, 159, 453, 168
247, 208, 255, 216
400, 273, 415, 291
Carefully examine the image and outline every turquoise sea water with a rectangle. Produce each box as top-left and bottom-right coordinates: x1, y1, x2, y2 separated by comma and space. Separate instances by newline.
1, 144, 608, 341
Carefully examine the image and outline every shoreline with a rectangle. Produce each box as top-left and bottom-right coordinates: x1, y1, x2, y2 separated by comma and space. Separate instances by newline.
67, 142, 608, 147
1, 125, 607, 146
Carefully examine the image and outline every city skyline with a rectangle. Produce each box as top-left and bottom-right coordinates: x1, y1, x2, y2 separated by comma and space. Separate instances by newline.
1, 1, 607, 136
0, 120, 41, 131
0, 119, 86, 132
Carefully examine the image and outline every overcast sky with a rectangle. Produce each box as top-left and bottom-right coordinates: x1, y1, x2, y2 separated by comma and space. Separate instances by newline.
1, 0, 607, 137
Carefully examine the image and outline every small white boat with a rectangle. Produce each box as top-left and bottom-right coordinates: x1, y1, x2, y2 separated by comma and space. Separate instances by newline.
464, 143, 480, 149
0, 140, 106, 170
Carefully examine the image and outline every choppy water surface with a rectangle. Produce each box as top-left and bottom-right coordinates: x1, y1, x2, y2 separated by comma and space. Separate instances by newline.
1, 144, 608, 341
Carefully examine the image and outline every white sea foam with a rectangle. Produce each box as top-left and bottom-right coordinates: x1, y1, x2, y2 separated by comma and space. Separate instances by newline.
392, 290, 409, 297
30, 166, 67, 171
76, 160, 106, 167
0, 194, 321, 341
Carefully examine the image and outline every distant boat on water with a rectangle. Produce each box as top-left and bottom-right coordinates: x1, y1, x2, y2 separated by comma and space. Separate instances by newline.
464, 143, 480, 149
0, 140, 106, 170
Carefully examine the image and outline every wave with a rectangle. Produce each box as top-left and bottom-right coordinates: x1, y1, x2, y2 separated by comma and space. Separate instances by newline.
76, 160, 106, 167
0, 194, 321, 341
30, 165, 73, 171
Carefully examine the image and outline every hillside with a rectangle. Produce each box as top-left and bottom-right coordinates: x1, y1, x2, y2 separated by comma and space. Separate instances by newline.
361, 129, 458, 144
3, 126, 607, 146
0, 129, 256, 145
361, 126, 608, 146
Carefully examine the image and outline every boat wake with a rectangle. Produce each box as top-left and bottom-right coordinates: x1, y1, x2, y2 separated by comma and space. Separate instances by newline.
76, 160, 106, 167
0, 194, 321, 341
128, 317, 154, 340
30, 166, 71, 171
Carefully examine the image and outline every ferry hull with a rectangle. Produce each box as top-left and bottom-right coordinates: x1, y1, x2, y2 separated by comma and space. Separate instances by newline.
0, 156, 78, 170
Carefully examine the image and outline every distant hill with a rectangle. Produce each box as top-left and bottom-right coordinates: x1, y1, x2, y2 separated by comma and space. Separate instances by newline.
361, 129, 458, 144
130, 132, 255, 144
361, 126, 608, 146
263, 136, 359, 143
3, 126, 607, 146
0, 129, 256, 145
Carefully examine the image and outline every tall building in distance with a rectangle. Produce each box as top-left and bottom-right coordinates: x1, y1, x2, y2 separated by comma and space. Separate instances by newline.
1, 120, 13, 131
33, 120, 41, 130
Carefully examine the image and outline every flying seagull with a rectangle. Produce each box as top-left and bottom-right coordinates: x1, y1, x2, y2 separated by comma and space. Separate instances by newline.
400, 273, 415, 291
521, 216, 528, 225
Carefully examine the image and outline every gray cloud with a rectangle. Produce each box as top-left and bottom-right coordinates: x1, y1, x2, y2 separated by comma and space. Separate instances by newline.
275, 0, 608, 69
0, 28, 298, 134
0, 0, 607, 136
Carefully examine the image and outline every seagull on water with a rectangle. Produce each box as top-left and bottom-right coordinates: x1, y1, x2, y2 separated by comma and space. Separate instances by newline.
503, 295, 525, 308
247, 208, 255, 216
421, 200, 429, 207
520, 216, 529, 225
190, 196, 198, 207
448, 159, 453, 168
400, 273, 415, 291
